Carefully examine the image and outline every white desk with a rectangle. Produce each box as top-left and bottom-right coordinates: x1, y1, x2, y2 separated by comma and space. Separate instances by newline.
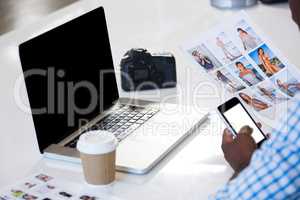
0, 0, 299, 199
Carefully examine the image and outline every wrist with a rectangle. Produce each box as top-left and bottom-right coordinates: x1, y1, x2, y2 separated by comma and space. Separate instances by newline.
230, 164, 248, 180
230, 170, 241, 180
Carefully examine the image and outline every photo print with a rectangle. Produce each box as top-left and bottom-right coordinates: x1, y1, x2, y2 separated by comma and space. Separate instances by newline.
0, 195, 15, 200
214, 67, 246, 93
79, 195, 99, 200
9, 189, 38, 200
19, 181, 38, 190
23, 183, 37, 190
204, 31, 242, 64
249, 44, 285, 77
234, 19, 262, 52
34, 184, 56, 195
35, 174, 53, 183
238, 89, 271, 111
11, 189, 25, 198
271, 69, 300, 97
188, 44, 222, 72
228, 56, 264, 86
56, 190, 74, 199
21, 193, 38, 200
255, 80, 289, 104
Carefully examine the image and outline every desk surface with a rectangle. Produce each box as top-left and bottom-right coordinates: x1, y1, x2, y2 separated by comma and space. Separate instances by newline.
0, 0, 299, 199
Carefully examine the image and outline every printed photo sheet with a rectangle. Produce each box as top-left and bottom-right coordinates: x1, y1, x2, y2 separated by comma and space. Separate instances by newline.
182, 12, 300, 124
0, 173, 120, 200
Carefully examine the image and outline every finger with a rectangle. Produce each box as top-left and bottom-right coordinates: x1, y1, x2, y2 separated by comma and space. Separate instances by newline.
222, 128, 234, 144
257, 122, 262, 129
239, 125, 253, 136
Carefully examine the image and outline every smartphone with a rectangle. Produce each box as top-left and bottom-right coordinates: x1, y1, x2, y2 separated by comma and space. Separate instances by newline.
217, 97, 267, 146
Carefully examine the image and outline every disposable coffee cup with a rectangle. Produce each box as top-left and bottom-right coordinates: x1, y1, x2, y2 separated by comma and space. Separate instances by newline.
77, 131, 118, 185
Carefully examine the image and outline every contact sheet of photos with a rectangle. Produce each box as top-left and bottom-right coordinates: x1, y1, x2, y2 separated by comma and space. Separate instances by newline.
0, 173, 107, 200
183, 12, 300, 114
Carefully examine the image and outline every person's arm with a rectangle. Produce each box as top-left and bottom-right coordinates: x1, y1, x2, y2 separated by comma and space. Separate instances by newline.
212, 99, 300, 199
289, 0, 300, 29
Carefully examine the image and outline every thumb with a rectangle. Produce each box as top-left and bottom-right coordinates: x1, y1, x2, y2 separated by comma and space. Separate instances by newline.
222, 128, 234, 144
239, 125, 253, 136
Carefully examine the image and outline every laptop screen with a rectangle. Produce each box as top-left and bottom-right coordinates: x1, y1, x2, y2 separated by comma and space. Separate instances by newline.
18, 7, 119, 153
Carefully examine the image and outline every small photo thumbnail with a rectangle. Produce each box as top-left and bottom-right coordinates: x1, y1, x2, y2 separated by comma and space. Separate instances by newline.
22, 193, 38, 200
188, 44, 222, 72
238, 89, 271, 111
0, 195, 15, 200
234, 19, 262, 52
35, 174, 53, 183
79, 195, 99, 200
204, 31, 242, 64
228, 56, 264, 86
214, 67, 246, 93
35, 184, 56, 195
56, 191, 74, 199
271, 69, 300, 97
255, 80, 289, 104
249, 44, 285, 77
11, 189, 25, 198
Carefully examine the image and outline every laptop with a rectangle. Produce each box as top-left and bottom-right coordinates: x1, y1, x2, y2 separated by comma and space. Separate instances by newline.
18, 7, 208, 174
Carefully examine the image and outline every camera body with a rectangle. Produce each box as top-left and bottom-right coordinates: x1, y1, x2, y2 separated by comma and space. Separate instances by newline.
120, 49, 177, 91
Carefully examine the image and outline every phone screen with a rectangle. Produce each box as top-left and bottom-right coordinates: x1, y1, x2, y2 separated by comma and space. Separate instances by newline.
223, 103, 265, 143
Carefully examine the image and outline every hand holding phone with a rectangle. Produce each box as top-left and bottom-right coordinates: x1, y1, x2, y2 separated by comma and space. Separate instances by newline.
218, 97, 267, 146
222, 127, 257, 178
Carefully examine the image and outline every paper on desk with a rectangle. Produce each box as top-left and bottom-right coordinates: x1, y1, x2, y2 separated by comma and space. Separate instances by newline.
0, 173, 123, 200
181, 11, 299, 128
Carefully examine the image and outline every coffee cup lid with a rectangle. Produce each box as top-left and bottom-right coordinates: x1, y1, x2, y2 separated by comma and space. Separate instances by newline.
76, 131, 118, 155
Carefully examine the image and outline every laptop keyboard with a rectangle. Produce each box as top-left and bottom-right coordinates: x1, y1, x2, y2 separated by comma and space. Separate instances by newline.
65, 105, 159, 148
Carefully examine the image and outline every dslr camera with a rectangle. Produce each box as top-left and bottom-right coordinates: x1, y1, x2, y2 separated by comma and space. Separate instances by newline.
120, 49, 177, 91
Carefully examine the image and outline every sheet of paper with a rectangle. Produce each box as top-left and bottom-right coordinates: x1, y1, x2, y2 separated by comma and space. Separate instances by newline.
0, 173, 122, 200
182, 11, 300, 127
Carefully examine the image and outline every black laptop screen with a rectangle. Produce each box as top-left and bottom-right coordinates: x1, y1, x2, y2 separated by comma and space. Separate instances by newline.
18, 7, 119, 153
